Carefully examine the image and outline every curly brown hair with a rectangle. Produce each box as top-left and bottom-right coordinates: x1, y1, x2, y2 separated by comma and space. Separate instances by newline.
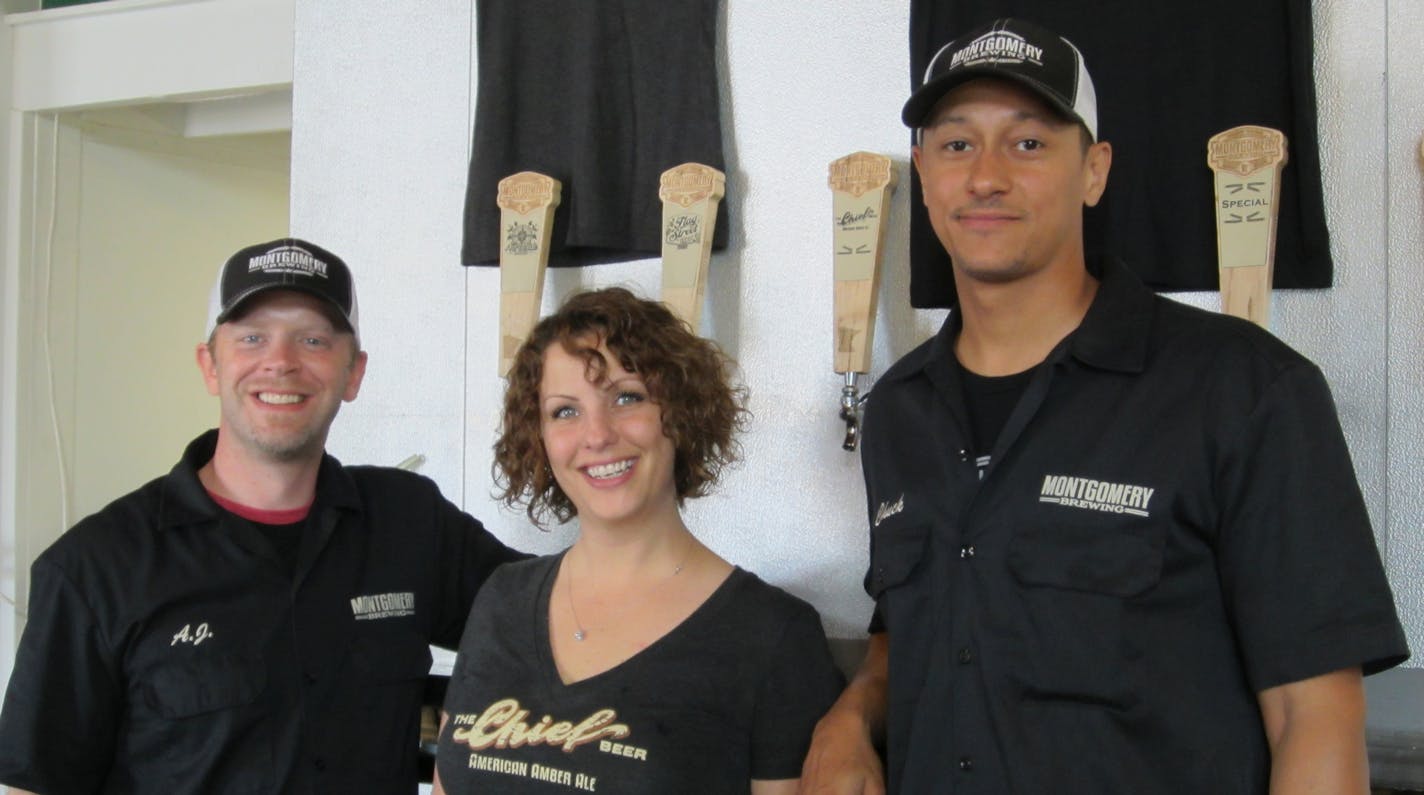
494, 287, 749, 527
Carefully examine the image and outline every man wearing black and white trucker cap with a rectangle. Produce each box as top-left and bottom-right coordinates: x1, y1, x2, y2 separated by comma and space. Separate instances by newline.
799, 18, 1407, 795
0, 238, 524, 794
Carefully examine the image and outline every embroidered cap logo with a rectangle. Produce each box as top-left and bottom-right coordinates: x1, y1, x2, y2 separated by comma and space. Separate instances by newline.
946, 30, 1044, 71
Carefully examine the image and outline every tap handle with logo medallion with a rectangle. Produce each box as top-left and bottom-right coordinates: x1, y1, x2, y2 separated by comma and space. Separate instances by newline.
829, 151, 897, 450
659, 162, 726, 330
1208, 126, 1287, 327
497, 171, 562, 376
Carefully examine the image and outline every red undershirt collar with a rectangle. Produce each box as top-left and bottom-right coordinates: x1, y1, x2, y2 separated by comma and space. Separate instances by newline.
207, 490, 313, 525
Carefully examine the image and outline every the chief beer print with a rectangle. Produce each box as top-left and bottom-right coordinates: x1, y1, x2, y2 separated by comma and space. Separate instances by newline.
447, 698, 647, 791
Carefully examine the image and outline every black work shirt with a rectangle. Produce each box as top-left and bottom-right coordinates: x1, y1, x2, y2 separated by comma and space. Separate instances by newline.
860, 258, 1409, 794
0, 430, 524, 794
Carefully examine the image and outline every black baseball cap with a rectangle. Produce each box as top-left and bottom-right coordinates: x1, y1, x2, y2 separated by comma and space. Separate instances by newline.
902, 18, 1098, 140
205, 238, 360, 343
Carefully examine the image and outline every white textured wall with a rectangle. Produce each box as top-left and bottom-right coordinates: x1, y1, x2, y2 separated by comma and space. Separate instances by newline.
1385, 2, 1424, 662
293, 0, 1421, 653
0, 0, 17, 699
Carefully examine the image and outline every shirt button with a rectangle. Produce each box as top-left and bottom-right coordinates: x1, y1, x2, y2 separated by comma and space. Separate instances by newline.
957, 647, 973, 664
959, 544, 975, 559
959, 756, 974, 772
304, 672, 317, 685
313, 758, 327, 772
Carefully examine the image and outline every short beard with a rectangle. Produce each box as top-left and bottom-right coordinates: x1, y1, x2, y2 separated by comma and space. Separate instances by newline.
248, 430, 326, 462
225, 409, 334, 464
954, 257, 1034, 285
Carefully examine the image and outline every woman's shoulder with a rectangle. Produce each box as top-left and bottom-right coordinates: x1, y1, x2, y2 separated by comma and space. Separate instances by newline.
716, 569, 845, 706
720, 567, 828, 636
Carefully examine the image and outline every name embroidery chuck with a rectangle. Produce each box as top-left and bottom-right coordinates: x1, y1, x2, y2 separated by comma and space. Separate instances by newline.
874, 494, 905, 527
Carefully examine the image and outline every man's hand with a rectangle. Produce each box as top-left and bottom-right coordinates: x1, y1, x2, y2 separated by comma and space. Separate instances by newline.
798, 704, 886, 795
798, 633, 889, 795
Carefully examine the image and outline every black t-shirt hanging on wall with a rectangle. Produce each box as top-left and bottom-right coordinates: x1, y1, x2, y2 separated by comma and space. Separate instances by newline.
908, 0, 1332, 307
462, 0, 728, 268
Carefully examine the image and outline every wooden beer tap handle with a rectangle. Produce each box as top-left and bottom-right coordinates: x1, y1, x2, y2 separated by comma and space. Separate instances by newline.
1208, 126, 1287, 328
659, 163, 726, 330
829, 151, 897, 450
497, 171, 562, 376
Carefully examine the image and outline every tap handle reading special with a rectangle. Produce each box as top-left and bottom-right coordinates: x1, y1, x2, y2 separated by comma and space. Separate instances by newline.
1208, 126, 1287, 327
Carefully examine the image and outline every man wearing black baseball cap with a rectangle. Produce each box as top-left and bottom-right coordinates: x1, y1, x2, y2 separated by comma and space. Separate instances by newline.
799, 18, 1406, 795
209, 238, 360, 341
0, 238, 525, 794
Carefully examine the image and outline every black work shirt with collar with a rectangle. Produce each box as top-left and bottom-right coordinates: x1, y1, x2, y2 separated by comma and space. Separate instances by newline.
860, 258, 1409, 795
0, 430, 525, 795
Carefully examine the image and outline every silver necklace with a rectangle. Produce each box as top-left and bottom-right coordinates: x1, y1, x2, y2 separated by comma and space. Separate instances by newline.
566, 541, 690, 642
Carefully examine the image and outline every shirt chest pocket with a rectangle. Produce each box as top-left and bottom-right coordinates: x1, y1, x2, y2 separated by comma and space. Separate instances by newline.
335, 630, 433, 781
1004, 521, 1166, 709
130, 654, 271, 792
350, 630, 434, 686
867, 519, 932, 631
141, 654, 267, 718
1007, 520, 1165, 598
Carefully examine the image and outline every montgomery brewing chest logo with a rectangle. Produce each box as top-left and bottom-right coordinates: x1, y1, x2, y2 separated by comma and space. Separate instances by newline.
350, 591, 415, 620
1039, 475, 1155, 517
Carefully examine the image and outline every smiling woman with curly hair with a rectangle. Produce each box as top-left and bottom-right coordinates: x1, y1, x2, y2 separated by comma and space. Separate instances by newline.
493, 286, 747, 527
434, 287, 843, 795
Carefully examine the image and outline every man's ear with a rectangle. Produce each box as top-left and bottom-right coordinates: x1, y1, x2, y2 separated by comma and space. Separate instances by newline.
911, 145, 928, 205
1082, 140, 1113, 208
343, 350, 369, 402
196, 342, 220, 396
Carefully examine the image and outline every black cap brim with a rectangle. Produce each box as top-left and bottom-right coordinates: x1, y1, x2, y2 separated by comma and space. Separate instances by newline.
214, 284, 356, 334
901, 67, 1081, 130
